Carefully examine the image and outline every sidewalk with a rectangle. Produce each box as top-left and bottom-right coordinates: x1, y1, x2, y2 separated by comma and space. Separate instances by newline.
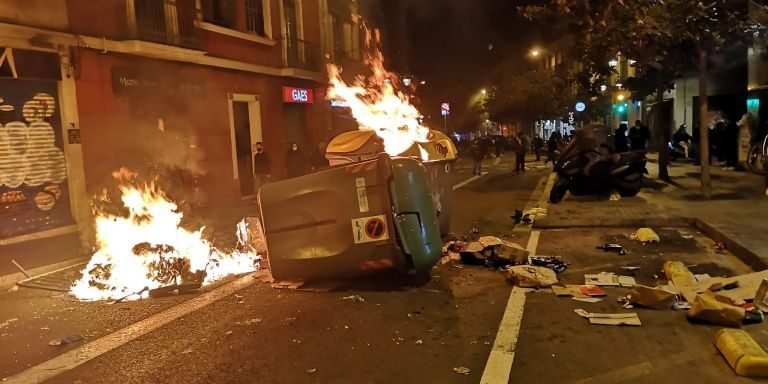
537, 156, 768, 269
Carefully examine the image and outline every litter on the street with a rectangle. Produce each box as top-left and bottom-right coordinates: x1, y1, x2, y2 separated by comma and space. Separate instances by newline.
530, 256, 568, 274
688, 291, 745, 327
577, 285, 606, 296
342, 295, 365, 303
453, 367, 471, 375
574, 309, 641, 326
626, 285, 677, 310
49, 334, 83, 346
631, 228, 660, 243
572, 296, 603, 303
584, 272, 636, 287
716, 329, 768, 377
506, 265, 558, 288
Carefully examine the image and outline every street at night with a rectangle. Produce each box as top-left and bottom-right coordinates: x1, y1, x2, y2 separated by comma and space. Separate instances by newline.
3, 1, 768, 383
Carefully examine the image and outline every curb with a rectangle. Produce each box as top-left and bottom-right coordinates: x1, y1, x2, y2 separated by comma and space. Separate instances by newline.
0, 257, 90, 291
533, 215, 766, 272
533, 216, 692, 229
693, 219, 767, 271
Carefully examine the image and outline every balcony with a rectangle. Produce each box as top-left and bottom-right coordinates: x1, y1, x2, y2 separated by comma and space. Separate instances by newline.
134, 0, 202, 50
284, 37, 321, 72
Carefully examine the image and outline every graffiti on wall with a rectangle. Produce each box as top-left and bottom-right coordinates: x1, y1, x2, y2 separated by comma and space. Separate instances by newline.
0, 78, 72, 239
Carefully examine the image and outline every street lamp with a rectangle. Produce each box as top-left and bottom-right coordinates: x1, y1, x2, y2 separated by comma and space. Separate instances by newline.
420, 80, 426, 85
530, 49, 541, 57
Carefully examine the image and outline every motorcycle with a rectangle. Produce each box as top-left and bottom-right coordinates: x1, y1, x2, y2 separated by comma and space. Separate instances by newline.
549, 126, 648, 204
668, 141, 686, 161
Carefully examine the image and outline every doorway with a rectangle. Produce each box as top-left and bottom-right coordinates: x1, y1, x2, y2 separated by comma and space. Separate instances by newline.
283, 103, 308, 151
228, 94, 262, 198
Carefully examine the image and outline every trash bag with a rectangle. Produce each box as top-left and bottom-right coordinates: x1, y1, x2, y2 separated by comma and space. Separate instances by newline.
506, 265, 558, 288
688, 292, 745, 327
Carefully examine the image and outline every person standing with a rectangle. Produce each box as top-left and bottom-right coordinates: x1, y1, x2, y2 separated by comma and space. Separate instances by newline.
470, 139, 485, 175
310, 141, 329, 172
628, 120, 650, 151
285, 142, 308, 178
514, 132, 527, 173
545, 130, 562, 165
613, 123, 629, 153
532, 135, 545, 162
252, 142, 271, 192
723, 117, 739, 170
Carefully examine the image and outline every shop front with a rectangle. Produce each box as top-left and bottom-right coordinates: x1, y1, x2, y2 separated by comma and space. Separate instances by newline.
0, 47, 76, 241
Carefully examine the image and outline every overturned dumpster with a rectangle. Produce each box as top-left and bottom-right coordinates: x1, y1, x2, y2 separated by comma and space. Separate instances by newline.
259, 154, 442, 280
325, 130, 457, 235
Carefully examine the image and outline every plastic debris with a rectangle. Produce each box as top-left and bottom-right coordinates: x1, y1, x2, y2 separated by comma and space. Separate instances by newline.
716, 329, 768, 377
453, 367, 471, 375
596, 243, 627, 255
688, 292, 745, 327
342, 295, 365, 303
530, 256, 567, 274
633, 228, 660, 243
306, 368, 317, 373
574, 309, 641, 326
49, 335, 83, 346
236, 318, 262, 326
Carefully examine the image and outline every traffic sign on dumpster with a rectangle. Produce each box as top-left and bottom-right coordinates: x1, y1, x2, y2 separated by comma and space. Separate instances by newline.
352, 215, 389, 244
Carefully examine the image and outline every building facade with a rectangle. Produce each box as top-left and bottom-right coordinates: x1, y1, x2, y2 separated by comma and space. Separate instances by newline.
0, 0, 369, 244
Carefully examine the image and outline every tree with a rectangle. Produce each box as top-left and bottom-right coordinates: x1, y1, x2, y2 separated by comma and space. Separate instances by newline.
523, 0, 767, 195
485, 68, 575, 133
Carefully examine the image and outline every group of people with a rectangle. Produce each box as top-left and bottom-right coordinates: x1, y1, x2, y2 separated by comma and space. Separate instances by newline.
252, 141, 328, 191
613, 120, 651, 153
468, 133, 531, 175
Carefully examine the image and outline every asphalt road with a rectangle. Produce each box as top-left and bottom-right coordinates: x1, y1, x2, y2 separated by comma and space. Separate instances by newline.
0, 154, 544, 384
4, 154, 759, 384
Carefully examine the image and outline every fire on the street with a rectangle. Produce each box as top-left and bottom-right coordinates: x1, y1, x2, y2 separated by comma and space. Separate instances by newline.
326, 24, 429, 156
70, 168, 260, 301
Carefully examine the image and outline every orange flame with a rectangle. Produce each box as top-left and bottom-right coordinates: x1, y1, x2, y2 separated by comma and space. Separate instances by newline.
70, 168, 260, 301
326, 24, 429, 155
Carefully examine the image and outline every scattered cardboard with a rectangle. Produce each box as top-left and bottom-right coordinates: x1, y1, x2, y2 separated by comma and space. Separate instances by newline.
550, 284, 574, 296
478, 236, 503, 248
584, 272, 636, 287
627, 285, 677, 310
506, 265, 558, 288
271, 280, 305, 289
572, 296, 603, 303
664, 261, 698, 303
574, 309, 641, 326
688, 291, 745, 327
496, 240, 531, 264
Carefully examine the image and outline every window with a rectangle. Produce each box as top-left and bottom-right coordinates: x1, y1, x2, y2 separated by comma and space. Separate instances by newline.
331, 12, 358, 59
245, 0, 265, 36
202, 0, 237, 28
201, 0, 269, 37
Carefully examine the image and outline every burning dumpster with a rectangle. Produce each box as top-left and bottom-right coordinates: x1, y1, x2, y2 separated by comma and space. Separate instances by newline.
258, 154, 441, 280
325, 130, 457, 235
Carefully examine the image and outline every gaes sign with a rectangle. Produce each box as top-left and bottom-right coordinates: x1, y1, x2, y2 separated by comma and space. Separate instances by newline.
283, 87, 314, 104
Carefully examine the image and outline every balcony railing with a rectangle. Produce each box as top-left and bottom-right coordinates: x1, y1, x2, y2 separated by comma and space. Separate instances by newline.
134, 0, 202, 50
284, 37, 321, 72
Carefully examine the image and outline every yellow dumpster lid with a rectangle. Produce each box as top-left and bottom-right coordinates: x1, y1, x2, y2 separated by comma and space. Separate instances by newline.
326, 130, 380, 154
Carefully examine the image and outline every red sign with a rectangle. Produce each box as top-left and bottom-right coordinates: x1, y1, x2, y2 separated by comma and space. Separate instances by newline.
282, 87, 314, 104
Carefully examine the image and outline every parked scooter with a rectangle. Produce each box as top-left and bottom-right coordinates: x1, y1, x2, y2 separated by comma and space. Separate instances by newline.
550, 125, 648, 203
668, 141, 686, 161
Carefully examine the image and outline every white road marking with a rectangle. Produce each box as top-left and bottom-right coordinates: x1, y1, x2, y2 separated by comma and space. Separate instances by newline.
452, 157, 502, 191
2, 273, 258, 384
480, 231, 540, 384
481, 173, 554, 383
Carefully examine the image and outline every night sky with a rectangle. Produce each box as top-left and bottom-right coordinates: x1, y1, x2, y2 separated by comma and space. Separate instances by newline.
379, 0, 545, 131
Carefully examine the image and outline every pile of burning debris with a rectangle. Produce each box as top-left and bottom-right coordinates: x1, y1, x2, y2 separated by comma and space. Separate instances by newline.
70, 169, 262, 302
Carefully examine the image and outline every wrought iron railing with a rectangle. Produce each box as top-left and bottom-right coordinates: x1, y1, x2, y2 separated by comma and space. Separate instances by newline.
284, 37, 321, 71
134, 0, 202, 50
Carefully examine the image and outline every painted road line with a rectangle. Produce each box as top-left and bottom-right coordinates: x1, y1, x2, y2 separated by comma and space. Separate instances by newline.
2, 273, 258, 384
452, 157, 502, 191
480, 231, 540, 384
